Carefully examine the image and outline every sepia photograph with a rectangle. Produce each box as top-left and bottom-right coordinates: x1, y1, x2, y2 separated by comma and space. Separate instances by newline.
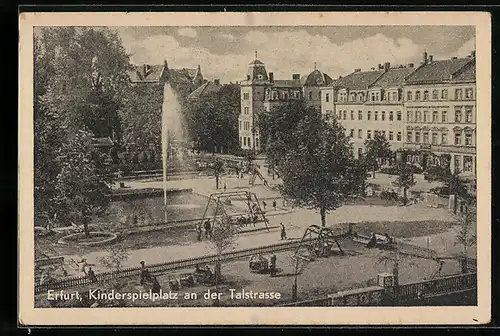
19, 11, 491, 325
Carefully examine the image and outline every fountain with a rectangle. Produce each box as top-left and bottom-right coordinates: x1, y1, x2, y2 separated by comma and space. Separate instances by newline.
161, 83, 185, 224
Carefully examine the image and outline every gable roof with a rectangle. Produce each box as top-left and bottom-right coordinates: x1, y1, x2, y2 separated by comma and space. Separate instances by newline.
334, 70, 385, 90
451, 61, 476, 83
405, 57, 474, 84
187, 81, 222, 100
370, 67, 415, 88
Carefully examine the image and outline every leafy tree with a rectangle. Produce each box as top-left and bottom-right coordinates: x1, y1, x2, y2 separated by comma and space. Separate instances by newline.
427, 169, 469, 214
364, 133, 392, 178
210, 158, 225, 190
99, 244, 130, 272
209, 215, 239, 306
454, 199, 477, 273
276, 107, 362, 227
53, 129, 113, 237
392, 163, 417, 205
184, 84, 240, 154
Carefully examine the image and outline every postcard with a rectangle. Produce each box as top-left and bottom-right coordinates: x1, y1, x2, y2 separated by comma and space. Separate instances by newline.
19, 11, 491, 326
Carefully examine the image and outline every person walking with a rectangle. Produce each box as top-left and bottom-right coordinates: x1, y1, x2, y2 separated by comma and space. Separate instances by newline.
280, 222, 287, 240
204, 220, 212, 239
272, 199, 277, 211
196, 222, 203, 241
87, 267, 97, 282
269, 254, 277, 277
262, 200, 267, 210
223, 181, 227, 192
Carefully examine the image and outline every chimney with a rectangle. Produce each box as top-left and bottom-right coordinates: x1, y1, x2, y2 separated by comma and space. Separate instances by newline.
371, 67, 375, 70
451, 56, 458, 60
384, 62, 390, 71
407, 63, 414, 68
378, 64, 383, 70
269, 72, 274, 82
292, 73, 300, 80
214, 79, 220, 86
428, 55, 433, 63
143, 64, 147, 76
354, 68, 361, 73
247, 75, 251, 80
423, 51, 428, 64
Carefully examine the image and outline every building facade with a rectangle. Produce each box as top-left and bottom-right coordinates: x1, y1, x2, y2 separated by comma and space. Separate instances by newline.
320, 51, 476, 176
321, 62, 414, 158
403, 51, 476, 176
239, 57, 333, 150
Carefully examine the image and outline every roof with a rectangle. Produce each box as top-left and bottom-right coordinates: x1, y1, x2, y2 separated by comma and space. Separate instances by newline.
129, 64, 200, 84
187, 81, 222, 100
451, 61, 476, 83
334, 70, 385, 90
369, 67, 415, 88
249, 59, 265, 65
300, 69, 334, 86
405, 57, 474, 84
271, 79, 302, 88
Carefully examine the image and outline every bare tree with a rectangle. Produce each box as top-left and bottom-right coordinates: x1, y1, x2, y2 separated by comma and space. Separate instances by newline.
99, 244, 131, 290
454, 199, 477, 273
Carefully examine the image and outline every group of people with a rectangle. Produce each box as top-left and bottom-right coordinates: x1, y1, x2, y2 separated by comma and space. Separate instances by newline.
140, 261, 161, 293
196, 220, 213, 241
366, 233, 393, 249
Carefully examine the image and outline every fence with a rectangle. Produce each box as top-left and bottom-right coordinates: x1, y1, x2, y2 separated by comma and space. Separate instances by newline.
280, 272, 476, 307
35, 236, 324, 295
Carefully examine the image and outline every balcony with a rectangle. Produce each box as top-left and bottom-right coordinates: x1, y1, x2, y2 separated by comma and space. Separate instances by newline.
403, 143, 476, 154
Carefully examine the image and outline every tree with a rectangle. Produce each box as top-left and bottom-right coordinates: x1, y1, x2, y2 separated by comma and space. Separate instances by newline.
209, 215, 239, 306
364, 133, 392, 179
454, 199, 477, 273
99, 244, 130, 272
276, 107, 362, 227
391, 163, 417, 205
53, 129, 113, 237
426, 167, 469, 214
211, 158, 225, 190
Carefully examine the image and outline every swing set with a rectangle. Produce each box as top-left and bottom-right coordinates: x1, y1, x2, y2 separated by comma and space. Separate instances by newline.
199, 191, 270, 232
294, 225, 345, 261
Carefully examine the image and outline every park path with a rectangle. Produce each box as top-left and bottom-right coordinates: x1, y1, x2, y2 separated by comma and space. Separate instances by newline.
61, 201, 453, 277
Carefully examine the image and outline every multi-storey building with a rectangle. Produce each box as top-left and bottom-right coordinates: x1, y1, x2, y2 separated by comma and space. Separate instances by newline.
321, 62, 415, 158
403, 51, 476, 176
239, 56, 333, 150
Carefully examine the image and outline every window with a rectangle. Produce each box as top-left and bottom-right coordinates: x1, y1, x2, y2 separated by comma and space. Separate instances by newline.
367, 130, 372, 139
407, 110, 412, 122
397, 132, 402, 141
295, 91, 300, 99
465, 108, 473, 123
455, 109, 462, 122
441, 89, 448, 99
343, 111, 347, 120
465, 133, 472, 146
407, 131, 413, 143
415, 132, 421, 143
392, 92, 397, 101
243, 92, 250, 100
397, 111, 402, 121
424, 90, 429, 100
358, 148, 363, 157
284, 93, 288, 100
243, 137, 247, 146
464, 156, 473, 172
389, 131, 394, 140
424, 111, 429, 123
351, 111, 354, 120
389, 111, 394, 121
407, 91, 413, 101
454, 156, 461, 172
433, 111, 438, 123
358, 110, 363, 120
455, 133, 462, 145
465, 88, 473, 99
350, 129, 354, 137
376, 92, 380, 101
415, 91, 421, 100
442, 111, 448, 123
382, 130, 386, 138
416, 111, 422, 122
441, 133, 448, 144
309, 92, 313, 100
325, 93, 330, 102
382, 111, 386, 121
432, 90, 438, 100
371, 93, 375, 101
358, 129, 362, 139
367, 111, 371, 120
337, 111, 341, 119
244, 107, 249, 114
455, 89, 463, 100
433, 132, 440, 145
375, 111, 379, 120
423, 132, 429, 143
240, 137, 242, 147
239, 121, 242, 130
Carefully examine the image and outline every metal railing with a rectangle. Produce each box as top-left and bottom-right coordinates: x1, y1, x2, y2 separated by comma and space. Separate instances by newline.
398, 272, 476, 300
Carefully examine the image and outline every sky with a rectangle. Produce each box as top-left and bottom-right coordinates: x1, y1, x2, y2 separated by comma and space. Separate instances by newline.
113, 26, 475, 83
